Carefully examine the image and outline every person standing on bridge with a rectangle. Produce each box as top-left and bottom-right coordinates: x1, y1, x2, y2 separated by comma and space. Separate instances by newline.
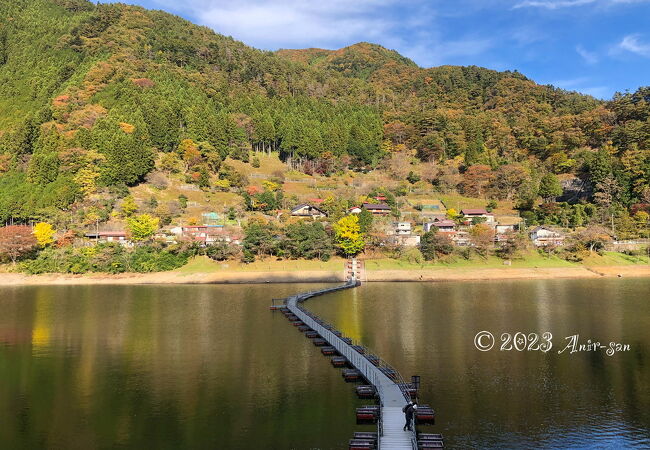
402, 402, 417, 431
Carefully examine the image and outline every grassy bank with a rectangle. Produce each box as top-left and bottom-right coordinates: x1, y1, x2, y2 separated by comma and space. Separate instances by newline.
175, 255, 346, 273
365, 251, 649, 272
1, 251, 648, 286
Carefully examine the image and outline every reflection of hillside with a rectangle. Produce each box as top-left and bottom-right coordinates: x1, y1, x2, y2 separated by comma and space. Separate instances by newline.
313, 280, 650, 447
0, 284, 362, 448
1, 281, 648, 448
335, 288, 363, 342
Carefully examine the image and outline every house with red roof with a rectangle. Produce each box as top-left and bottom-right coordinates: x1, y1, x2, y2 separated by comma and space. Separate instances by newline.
424, 219, 456, 233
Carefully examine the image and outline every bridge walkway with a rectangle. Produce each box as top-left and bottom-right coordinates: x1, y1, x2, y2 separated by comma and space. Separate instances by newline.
285, 281, 416, 449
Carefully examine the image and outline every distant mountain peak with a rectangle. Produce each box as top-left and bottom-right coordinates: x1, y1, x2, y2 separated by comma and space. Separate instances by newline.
276, 42, 418, 80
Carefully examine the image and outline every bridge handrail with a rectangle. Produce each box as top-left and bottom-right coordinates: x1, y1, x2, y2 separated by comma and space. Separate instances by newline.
286, 281, 417, 449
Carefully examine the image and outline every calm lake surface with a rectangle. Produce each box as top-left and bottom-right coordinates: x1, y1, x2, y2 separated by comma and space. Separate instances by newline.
1, 279, 649, 449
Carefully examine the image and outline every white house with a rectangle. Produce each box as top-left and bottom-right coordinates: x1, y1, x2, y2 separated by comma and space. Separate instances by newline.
529, 226, 565, 247
496, 224, 517, 235
394, 222, 412, 235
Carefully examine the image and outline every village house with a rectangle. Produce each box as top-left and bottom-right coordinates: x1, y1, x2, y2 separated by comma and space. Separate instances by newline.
394, 222, 412, 235
206, 227, 242, 245
363, 203, 391, 216
178, 225, 209, 244
349, 206, 363, 214
493, 217, 523, 242
291, 204, 327, 219
154, 230, 178, 244
451, 230, 471, 246
461, 208, 495, 225
170, 225, 241, 245
529, 226, 565, 247
85, 231, 133, 247
393, 234, 421, 247
424, 219, 456, 233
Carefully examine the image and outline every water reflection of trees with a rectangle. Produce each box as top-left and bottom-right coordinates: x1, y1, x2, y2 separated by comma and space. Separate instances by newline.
0, 284, 362, 448
1, 281, 648, 447
311, 280, 650, 447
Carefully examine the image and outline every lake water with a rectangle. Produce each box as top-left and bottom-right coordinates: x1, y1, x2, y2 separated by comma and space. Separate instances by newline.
0, 279, 649, 449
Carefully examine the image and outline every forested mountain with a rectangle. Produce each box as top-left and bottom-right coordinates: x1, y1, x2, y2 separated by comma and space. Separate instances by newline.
0, 0, 648, 226
276, 42, 419, 80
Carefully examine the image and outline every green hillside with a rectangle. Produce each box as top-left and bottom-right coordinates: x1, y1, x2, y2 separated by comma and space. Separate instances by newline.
0, 0, 648, 229
276, 42, 419, 80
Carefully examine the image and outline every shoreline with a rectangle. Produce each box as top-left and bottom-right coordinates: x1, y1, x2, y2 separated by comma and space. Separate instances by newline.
1, 265, 649, 286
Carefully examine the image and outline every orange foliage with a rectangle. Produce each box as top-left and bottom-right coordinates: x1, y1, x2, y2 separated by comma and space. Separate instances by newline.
132, 78, 155, 88
56, 230, 76, 248
119, 122, 136, 134
53, 95, 71, 108
0, 154, 11, 173
67, 104, 107, 129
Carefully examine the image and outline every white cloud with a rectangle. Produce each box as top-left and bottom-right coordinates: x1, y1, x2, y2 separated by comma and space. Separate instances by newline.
510, 27, 548, 46
579, 85, 610, 98
514, 0, 595, 9
129, 0, 496, 68
576, 45, 599, 63
617, 34, 650, 57
144, 0, 404, 50
513, 0, 649, 9
550, 76, 591, 88
544, 77, 610, 98
400, 38, 495, 67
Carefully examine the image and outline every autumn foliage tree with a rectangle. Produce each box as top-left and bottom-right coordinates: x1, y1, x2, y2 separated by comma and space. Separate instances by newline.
462, 165, 494, 198
420, 230, 454, 260
33, 222, 56, 247
127, 214, 160, 242
334, 215, 365, 256
0, 225, 37, 264
575, 225, 612, 253
470, 223, 495, 257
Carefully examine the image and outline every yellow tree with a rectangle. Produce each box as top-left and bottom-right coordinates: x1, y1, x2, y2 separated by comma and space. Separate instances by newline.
178, 139, 202, 170
262, 180, 280, 192
446, 208, 459, 220
74, 167, 101, 197
127, 214, 160, 242
121, 195, 138, 217
33, 222, 56, 247
334, 215, 365, 256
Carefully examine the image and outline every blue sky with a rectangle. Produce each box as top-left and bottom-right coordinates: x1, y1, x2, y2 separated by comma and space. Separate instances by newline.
109, 0, 650, 99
